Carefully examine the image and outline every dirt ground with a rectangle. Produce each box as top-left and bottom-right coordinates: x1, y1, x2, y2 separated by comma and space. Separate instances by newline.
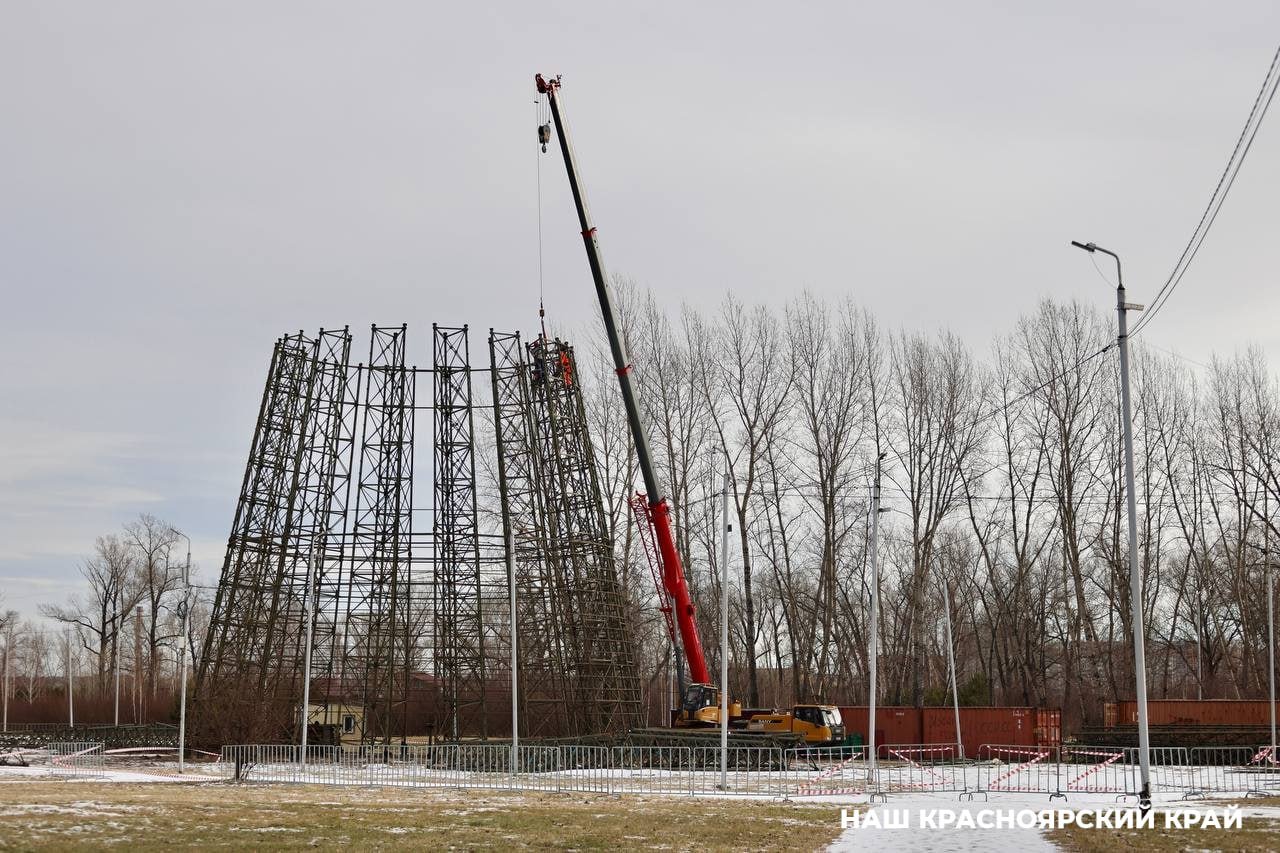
0, 781, 847, 851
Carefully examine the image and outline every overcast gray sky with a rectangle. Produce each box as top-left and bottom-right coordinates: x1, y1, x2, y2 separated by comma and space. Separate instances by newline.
2, 1, 1277, 617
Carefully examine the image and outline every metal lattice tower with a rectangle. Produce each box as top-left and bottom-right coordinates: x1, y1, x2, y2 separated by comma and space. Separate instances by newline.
196, 319, 641, 744
195, 329, 353, 743
340, 325, 416, 744
433, 325, 486, 739
489, 330, 573, 736
524, 335, 642, 733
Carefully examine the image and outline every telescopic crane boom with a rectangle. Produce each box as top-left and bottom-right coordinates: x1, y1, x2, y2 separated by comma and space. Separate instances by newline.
535, 73, 710, 686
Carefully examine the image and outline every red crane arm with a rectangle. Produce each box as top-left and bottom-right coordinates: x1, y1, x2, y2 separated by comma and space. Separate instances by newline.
536, 73, 710, 685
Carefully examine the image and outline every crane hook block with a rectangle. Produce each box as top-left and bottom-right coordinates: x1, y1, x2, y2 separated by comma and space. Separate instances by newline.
538, 123, 551, 153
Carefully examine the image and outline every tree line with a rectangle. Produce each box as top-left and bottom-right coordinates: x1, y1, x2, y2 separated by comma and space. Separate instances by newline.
1, 514, 210, 725
8, 287, 1279, 734
587, 282, 1280, 729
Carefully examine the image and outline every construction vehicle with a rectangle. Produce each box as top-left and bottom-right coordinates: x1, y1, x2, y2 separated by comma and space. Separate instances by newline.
669, 684, 845, 746
535, 74, 843, 748
745, 704, 847, 747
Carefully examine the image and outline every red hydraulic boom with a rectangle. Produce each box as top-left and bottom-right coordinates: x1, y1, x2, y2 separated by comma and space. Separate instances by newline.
536, 73, 710, 685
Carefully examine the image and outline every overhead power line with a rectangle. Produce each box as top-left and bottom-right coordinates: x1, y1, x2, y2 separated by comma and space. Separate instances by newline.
1132, 41, 1280, 337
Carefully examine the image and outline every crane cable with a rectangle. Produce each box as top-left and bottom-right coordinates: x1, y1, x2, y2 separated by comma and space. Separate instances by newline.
535, 92, 548, 338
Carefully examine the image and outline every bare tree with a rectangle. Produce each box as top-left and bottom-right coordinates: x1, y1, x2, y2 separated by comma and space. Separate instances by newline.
695, 297, 794, 706
123, 514, 183, 696
884, 329, 981, 705
40, 534, 141, 695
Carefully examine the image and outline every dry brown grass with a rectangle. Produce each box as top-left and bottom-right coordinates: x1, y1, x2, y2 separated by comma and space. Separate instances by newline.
0, 781, 846, 851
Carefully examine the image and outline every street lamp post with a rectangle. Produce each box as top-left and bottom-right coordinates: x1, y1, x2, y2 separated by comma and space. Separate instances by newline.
1266, 493, 1276, 759
170, 528, 192, 773
719, 450, 731, 791
65, 628, 74, 727
867, 452, 886, 801
2, 625, 11, 733
1072, 240, 1151, 808
113, 603, 121, 726
1242, 536, 1277, 759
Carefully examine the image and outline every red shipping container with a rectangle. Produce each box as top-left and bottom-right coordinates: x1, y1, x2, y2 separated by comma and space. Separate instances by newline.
1105, 700, 1277, 728
839, 706, 922, 748
840, 706, 1061, 757
923, 707, 1049, 757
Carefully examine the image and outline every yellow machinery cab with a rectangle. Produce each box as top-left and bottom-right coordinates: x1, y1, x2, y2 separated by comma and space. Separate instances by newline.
674, 683, 742, 727
746, 704, 846, 745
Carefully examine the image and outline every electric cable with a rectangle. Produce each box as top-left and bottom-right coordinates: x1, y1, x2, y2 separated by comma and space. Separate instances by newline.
1132, 41, 1280, 337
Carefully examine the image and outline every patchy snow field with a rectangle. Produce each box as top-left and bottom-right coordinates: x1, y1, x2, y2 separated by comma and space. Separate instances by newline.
0, 778, 844, 851
6, 760, 1280, 850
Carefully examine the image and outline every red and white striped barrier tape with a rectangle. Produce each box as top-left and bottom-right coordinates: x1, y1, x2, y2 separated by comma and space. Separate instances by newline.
1065, 749, 1124, 791
986, 749, 1050, 791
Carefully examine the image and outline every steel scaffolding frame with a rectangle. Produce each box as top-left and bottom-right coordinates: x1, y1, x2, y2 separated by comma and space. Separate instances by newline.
340, 325, 416, 745
433, 325, 487, 740
525, 335, 642, 734
196, 330, 352, 744
197, 321, 641, 745
489, 330, 573, 737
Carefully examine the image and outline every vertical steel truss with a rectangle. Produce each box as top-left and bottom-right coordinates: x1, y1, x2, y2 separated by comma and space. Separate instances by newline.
433, 325, 486, 740
524, 336, 642, 734
198, 321, 639, 745
341, 325, 415, 744
196, 329, 353, 743
309, 334, 363, 735
489, 330, 573, 736
286, 329, 356, 738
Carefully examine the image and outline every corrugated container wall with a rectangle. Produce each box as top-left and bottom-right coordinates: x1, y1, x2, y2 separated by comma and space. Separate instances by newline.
1105, 700, 1276, 727
840, 706, 1061, 756
839, 706, 922, 748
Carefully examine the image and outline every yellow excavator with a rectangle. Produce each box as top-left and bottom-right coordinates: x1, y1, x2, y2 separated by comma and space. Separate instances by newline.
673, 683, 847, 747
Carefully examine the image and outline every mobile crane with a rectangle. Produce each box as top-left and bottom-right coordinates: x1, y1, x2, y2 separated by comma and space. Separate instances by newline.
535, 74, 845, 748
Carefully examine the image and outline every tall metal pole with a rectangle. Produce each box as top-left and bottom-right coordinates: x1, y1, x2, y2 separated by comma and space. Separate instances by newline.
868, 456, 883, 790
1073, 240, 1150, 807
1267, 492, 1276, 756
489, 334, 520, 777
173, 530, 191, 773
508, 526, 518, 777
65, 628, 74, 728
1270, 564, 1276, 756
134, 605, 143, 725
2, 627, 10, 733
299, 549, 318, 766
1115, 255, 1152, 808
719, 452, 731, 789
113, 605, 121, 726
943, 583, 963, 759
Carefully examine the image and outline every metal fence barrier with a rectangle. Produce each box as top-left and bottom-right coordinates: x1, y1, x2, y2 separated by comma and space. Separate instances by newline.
876, 743, 967, 794
47, 742, 105, 778
611, 745, 689, 795
1184, 746, 1280, 798
1057, 744, 1133, 797
786, 746, 869, 797
971, 744, 1060, 800
211, 741, 1280, 800
691, 746, 784, 797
